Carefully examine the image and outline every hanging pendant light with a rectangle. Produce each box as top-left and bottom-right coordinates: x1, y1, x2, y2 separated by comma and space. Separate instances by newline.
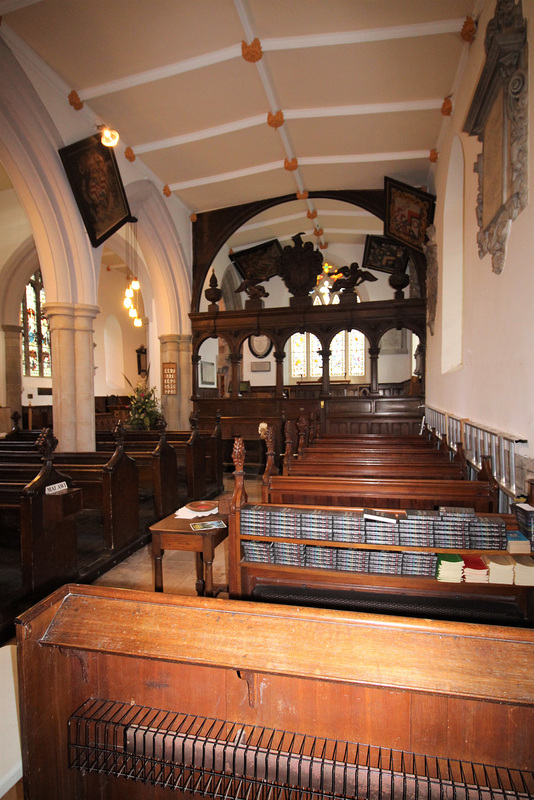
100, 126, 119, 147
123, 217, 142, 326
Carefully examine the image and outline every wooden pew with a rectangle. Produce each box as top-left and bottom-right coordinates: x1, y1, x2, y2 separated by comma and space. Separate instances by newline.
230, 438, 529, 625
262, 474, 498, 511
0, 418, 196, 519
94, 411, 224, 501
0, 428, 139, 551
285, 458, 465, 479
0, 429, 81, 594
16, 584, 534, 800
273, 420, 467, 480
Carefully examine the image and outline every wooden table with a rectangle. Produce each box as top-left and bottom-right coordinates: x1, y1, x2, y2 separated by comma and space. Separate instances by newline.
149, 512, 228, 596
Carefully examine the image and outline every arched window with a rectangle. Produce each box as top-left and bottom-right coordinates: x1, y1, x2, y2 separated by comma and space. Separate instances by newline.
20, 269, 51, 377
290, 330, 365, 379
289, 265, 366, 380
288, 264, 367, 379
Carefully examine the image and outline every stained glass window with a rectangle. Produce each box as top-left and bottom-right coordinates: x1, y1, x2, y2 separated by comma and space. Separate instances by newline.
20, 270, 51, 377
348, 329, 365, 376
309, 334, 322, 377
330, 331, 345, 377
290, 331, 306, 377
289, 264, 365, 380
290, 329, 366, 379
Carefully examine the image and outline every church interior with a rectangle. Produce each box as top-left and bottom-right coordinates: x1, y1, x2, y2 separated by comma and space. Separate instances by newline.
1, 1, 534, 798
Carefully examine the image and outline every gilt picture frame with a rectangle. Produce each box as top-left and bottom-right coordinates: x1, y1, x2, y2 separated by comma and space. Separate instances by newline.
58, 134, 132, 248
384, 177, 435, 253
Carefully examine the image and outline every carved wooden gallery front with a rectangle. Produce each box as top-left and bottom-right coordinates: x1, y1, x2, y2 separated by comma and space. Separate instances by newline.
189, 190, 429, 444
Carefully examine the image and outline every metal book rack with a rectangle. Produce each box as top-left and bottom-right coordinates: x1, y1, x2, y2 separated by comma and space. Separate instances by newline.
68, 699, 534, 800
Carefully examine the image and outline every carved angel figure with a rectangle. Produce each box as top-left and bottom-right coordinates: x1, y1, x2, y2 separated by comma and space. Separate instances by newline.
330, 262, 378, 293
235, 279, 270, 299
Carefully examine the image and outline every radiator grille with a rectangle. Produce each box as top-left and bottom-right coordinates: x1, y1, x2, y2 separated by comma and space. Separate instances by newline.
68, 699, 534, 800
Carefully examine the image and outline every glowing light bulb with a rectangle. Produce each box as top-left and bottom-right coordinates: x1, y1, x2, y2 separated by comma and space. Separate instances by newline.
131, 277, 140, 290
129, 307, 137, 318
134, 317, 142, 327
123, 297, 132, 309
125, 287, 134, 298
100, 128, 119, 147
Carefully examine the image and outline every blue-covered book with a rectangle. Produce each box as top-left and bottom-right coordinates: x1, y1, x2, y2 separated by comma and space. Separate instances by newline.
506, 530, 531, 553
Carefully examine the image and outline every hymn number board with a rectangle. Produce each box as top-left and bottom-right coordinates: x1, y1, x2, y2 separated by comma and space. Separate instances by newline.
163, 362, 177, 395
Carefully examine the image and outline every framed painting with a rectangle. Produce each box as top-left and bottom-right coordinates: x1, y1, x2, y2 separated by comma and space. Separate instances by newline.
384, 177, 435, 253
362, 235, 410, 274
58, 134, 132, 248
229, 239, 283, 282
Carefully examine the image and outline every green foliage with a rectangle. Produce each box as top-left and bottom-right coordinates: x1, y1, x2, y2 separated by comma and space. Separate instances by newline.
127, 378, 161, 430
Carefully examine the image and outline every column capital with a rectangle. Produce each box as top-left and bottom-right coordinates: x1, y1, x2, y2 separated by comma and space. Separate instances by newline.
159, 333, 192, 351
42, 302, 100, 329
2, 323, 22, 334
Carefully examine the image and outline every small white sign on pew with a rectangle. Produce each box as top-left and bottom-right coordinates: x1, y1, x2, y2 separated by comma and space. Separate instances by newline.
45, 481, 68, 495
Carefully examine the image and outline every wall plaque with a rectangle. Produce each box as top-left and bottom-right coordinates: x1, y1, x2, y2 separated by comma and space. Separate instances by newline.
162, 362, 177, 395
463, 0, 528, 274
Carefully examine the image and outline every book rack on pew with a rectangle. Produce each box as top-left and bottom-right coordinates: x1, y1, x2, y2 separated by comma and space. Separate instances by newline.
227, 501, 533, 624
15, 584, 534, 798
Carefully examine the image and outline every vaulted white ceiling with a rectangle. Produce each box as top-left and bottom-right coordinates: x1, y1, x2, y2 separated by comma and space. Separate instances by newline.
0, 0, 480, 253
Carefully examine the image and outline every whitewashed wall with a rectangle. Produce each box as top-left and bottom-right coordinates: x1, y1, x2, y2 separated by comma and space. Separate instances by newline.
426, 0, 534, 462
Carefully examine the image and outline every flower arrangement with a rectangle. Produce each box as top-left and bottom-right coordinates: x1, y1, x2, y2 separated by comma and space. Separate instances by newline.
126, 376, 161, 430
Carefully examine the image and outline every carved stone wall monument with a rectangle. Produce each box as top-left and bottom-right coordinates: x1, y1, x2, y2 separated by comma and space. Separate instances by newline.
463, 0, 528, 274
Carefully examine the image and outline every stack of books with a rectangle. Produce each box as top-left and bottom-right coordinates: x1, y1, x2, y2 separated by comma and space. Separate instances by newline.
305, 545, 337, 570
242, 541, 274, 563
363, 509, 399, 545
436, 553, 464, 582
368, 550, 404, 575
462, 555, 489, 583
332, 510, 366, 543
435, 507, 473, 548
482, 554, 515, 584
398, 509, 438, 547
513, 502, 534, 546
507, 530, 532, 554
512, 555, 534, 585
273, 541, 306, 566
269, 507, 302, 538
240, 504, 271, 536
469, 516, 507, 549
401, 551, 438, 576
300, 509, 333, 541
336, 549, 370, 572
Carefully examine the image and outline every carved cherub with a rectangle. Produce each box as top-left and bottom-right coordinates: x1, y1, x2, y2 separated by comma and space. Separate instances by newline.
235, 278, 270, 299
330, 262, 378, 293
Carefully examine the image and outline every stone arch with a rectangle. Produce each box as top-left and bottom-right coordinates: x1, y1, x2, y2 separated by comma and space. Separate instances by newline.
0, 37, 100, 308
0, 236, 40, 326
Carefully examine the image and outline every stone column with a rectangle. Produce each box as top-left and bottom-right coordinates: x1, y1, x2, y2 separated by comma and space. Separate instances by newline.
74, 304, 99, 451
160, 333, 192, 430
369, 347, 380, 394
43, 302, 99, 452
2, 324, 22, 415
42, 303, 76, 451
